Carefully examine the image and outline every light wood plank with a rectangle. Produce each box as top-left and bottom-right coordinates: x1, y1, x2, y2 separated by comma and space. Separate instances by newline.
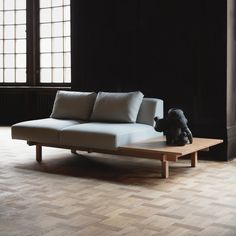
71, 149, 77, 154
161, 155, 169, 178
120, 137, 223, 156
191, 152, 198, 167
29, 136, 223, 178
36, 144, 42, 162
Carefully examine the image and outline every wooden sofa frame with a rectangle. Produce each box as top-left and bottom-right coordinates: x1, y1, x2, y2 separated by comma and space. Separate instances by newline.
28, 136, 223, 178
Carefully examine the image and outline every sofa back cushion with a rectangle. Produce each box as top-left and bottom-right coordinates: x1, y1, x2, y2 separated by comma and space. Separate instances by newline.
50, 90, 97, 120
136, 98, 164, 126
90, 91, 144, 123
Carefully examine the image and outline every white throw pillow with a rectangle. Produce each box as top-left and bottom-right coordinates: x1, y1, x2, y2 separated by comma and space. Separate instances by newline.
50, 90, 97, 120
90, 91, 144, 123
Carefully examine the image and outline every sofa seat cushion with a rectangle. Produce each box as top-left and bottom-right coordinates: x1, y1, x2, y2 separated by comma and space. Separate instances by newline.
12, 118, 82, 144
60, 122, 161, 150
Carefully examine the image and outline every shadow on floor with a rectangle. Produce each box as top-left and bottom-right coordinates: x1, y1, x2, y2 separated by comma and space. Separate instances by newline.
14, 151, 194, 186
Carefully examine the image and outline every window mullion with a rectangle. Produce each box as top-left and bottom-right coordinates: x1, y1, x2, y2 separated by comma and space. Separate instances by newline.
26, 0, 33, 85
26, 0, 39, 86
34, 0, 40, 85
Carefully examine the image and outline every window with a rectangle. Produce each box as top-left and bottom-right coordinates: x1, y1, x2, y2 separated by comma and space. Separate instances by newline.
0, 0, 71, 85
0, 0, 27, 83
40, 0, 71, 83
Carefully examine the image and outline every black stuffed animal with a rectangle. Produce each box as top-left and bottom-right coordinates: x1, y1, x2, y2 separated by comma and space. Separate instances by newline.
154, 108, 193, 146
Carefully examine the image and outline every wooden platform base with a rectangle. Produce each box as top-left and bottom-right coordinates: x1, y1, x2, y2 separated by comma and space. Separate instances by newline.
119, 137, 223, 178
32, 137, 223, 178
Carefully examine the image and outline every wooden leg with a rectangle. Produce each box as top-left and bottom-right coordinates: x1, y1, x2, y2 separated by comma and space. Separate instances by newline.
71, 149, 77, 154
36, 144, 42, 163
191, 152, 198, 167
161, 156, 169, 178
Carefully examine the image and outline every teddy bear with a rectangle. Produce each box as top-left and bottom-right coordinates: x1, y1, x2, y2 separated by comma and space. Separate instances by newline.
154, 108, 193, 146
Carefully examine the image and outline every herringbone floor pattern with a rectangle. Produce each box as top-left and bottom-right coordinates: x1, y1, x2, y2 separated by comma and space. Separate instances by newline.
1, 127, 236, 236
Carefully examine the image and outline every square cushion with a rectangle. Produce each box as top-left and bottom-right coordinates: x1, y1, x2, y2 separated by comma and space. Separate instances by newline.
90, 91, 144, 123
50, 90, 97, 120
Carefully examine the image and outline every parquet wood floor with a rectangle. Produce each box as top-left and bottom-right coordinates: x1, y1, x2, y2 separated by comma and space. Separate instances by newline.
1, 127, 236, 236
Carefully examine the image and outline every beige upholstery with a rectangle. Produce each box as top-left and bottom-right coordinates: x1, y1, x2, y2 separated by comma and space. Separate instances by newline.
50, 91, 97, 120
12, 118, 82, 144
137, 98, 164, 126
90, 91, 144, 123
60, 122, 161, 150
11, 95, 164, 151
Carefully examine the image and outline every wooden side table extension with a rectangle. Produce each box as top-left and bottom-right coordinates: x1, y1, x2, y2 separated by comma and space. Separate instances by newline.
118, 137, 223, 178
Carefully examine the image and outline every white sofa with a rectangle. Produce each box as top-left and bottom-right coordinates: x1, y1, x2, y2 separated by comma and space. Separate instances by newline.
12, 91, 163, 162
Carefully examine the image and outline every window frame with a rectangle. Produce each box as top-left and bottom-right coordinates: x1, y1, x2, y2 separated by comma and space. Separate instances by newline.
0, 0, 71, 87
0, 0, 27, 85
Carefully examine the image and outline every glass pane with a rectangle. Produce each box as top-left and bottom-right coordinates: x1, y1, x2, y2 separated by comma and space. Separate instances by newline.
40, 69, 51, 83
52, 68, 63, 82
64, 52, 70, 67
4, 69, 15, 82
52, 7, 63, 22
40, 23, 51, 38
40, 38, 51, 52
52, 0, 63, 7
39, 0, 71, 84
16, 39, 26, 53
4, 54, 14, 67
64, 68, 71, 82
64, 6, 70, 21
4, 11, 15, 24
0, 54, 3, 67
52, 37, 63, 52
1, 0, 27, 84
52, 22, 63, 37
52, 53, 63, 67
16, 54, 26, 68
64, 37, 70, 51
0, 26, 3, 39
4, 25, 14, 39
0, 40, 3, 53
16, 68, 26, 82
0, 69, 3, 82
40, 8, 51, 23
64, 21, 70, 36
5, 40, 14, 53
16, 0, 26, 10
41, 53, 51, 67
16, 25, 26, 38
16, 10, 26, 24
40, 0, 51, 8
0, 11, 3, 24
4, 0, 14, 10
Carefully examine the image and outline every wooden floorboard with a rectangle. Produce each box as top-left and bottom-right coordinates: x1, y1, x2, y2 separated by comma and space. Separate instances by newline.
1, 127, 236, 236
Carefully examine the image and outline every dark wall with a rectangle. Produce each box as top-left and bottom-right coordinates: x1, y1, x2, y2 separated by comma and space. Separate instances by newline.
71, 0, 228, 160
0, 88, 58, 125
0, 0, 231, 160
